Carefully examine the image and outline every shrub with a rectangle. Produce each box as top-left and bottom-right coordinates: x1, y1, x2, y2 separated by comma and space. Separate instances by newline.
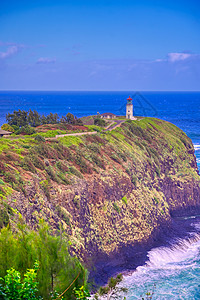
73, 195, 80, 209
154, 197, 159, 204
0, 262, 40, 300
75, 155, 92, 174
94, 118, 106, 127
21, 157, 36, 173
15, 126, 36, 135
91, 154, 105, 169
0, 223, 87, 299
45, 166, 60, 183
55, 206, 71, 226
69, 166, 83, 179
0, 207, 9, 229
117, 152, 127, 162
30, 154, 45, 170
35, 135, 45, 142
1, 124, 14, 133
57, 172, 70, 185
122, 196, 128, 205
87, 143, 100, 154
4, 172, 17, 185
56, 161, 69, 172
110, 153, 121, 164
132, 175, 137, 186
39, 180, 50, 198
155, 166, 160, 177
113, 202, 121, 213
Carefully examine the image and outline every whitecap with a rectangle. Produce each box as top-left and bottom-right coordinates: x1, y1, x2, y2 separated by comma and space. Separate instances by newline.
194, 144, 200, 151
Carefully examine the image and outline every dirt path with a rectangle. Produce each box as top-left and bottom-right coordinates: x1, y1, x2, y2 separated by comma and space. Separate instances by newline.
46, 119, 127, 140
104, 120, 125, 131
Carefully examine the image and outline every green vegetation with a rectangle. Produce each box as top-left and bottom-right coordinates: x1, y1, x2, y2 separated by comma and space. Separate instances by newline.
0, 262, 41, 300
5, 110, 83, 135
1, 124, 14, 132
94, 117, 106, 127
0, 221, 88, 299
0, 114, 199, 294
95, 274, 127, 299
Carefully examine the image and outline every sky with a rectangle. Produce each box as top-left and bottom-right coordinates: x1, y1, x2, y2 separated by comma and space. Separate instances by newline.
0, 0, 200, 91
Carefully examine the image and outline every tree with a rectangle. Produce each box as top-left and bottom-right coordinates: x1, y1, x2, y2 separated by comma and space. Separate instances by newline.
0, 221, 87, 299
28, 110, 41, 127
6, 110, 28, 127
46, 113, 59, 124
66, 113, 75, 124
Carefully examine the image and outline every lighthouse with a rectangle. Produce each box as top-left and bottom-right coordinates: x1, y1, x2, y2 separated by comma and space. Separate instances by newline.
126, 96, 134, 119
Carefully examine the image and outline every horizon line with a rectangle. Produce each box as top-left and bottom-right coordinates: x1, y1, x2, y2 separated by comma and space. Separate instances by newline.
0, 90, 200, 93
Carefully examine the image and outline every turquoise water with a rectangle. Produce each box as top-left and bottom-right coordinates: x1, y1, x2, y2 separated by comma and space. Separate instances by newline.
120, 218, 200, 299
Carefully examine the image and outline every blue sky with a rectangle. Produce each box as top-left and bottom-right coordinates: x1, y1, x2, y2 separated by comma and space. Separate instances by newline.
0, 0, 200, 91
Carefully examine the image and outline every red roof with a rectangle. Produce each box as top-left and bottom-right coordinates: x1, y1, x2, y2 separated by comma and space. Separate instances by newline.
101, 112, 116, 116
127, 96, 132, 101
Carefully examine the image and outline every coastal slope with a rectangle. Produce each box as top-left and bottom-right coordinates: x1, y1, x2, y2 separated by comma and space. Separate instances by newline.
0, 117, 200, 281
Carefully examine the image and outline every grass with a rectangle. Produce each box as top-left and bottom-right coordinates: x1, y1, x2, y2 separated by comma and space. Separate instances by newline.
58, 136, 83, 147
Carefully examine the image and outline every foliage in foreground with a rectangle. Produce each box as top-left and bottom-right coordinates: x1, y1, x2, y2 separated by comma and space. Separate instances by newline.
0, 220, 87, 299
0, 262, 41, 300
94, 274, 128, 299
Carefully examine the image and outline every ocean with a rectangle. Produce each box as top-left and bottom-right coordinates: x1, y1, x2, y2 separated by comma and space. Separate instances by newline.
0, 91, 200, 299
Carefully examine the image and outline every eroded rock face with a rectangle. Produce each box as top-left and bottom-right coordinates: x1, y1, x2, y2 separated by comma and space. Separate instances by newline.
1, 118, 200, 282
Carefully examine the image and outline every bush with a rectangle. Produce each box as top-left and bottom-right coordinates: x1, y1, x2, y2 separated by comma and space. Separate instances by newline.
113, 202, 121, 213
45, 166, 60, 183
0, 222, 87, 299
91, 154, 105, 169
0, 207, 9, 229
15, 126, 36, 135
132, 175, 137, 186
94, 118, 106, 127
117, 152, 127, 162
57, 172, 70, 185
87, 143, 100, 154
69, 166, 83, 179
75, 155, 92, 174
35, 135, 46, 142
110, 153, 121, 164
1, 124, 14, 133
39, 180, 50, 198
122, 196, 128, 205
30, 154, 45, 170
0, 262, 40, 300
21, 157, 37, 173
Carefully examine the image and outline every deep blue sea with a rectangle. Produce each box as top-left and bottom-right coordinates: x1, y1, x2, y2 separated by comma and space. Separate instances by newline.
0, 91, 200, 299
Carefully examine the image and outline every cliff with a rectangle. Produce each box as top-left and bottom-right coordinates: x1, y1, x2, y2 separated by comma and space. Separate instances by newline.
0, 117, 200, 282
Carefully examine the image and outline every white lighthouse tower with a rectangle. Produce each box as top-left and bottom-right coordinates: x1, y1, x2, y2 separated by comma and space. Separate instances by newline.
126, 96, 134, 119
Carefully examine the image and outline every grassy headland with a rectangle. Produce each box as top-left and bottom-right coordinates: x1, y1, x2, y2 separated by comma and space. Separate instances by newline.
0, 114, 200, 294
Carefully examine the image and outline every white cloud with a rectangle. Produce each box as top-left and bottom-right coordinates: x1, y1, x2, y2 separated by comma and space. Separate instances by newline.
36, 57, 56, 64
0, 45, 20, 59
167, 52, 192, 62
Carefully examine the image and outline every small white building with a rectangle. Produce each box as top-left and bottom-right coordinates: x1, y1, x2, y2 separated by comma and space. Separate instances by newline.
101, 113, 116, 119
126, 96, 134, 119
0, 130, 12, 138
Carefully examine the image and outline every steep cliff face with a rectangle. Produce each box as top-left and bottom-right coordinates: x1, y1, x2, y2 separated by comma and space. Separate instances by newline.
0, 117, 200, 277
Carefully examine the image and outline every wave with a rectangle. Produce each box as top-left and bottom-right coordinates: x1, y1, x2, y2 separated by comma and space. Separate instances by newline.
194, 144, 200, 151
145, 233, 200, 269
121, 221, 200, 299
